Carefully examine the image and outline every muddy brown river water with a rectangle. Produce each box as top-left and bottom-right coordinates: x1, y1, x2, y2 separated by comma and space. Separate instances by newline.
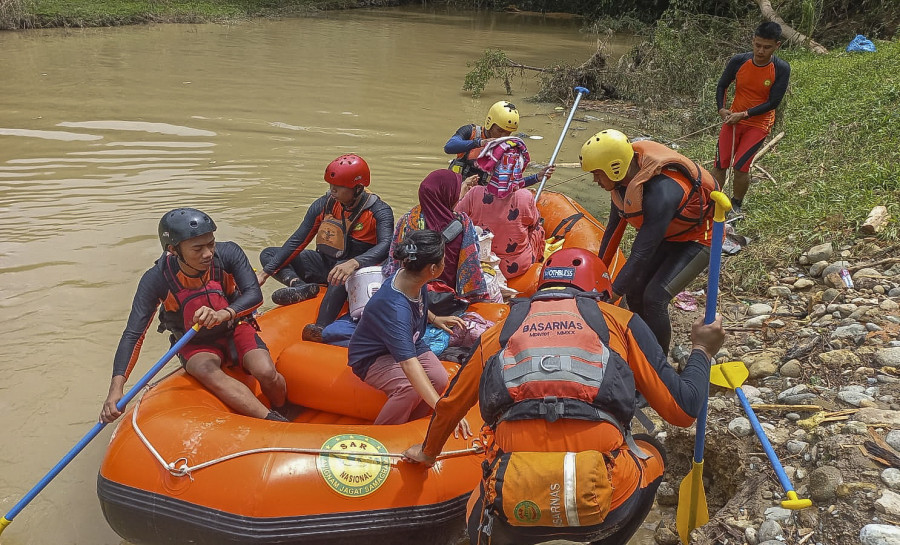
0, 7, 653, 544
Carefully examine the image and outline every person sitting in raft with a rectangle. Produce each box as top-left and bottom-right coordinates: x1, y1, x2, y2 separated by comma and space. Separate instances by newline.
445, 100, 521, 184
383, 169, 489, 302
348, 229, 471, 430
100, 208, 289, 424
257, 154, 394, 343
402, 248, 726, 545
455, 136, 554, 279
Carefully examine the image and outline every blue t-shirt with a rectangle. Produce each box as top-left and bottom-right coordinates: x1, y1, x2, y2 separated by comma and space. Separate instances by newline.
348, 273, 430, 379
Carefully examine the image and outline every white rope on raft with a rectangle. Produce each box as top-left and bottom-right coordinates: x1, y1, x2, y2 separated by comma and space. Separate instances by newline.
130, 386, 483, 481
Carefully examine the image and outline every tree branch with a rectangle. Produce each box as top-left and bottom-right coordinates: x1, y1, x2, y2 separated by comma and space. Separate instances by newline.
753, 0, 829, 54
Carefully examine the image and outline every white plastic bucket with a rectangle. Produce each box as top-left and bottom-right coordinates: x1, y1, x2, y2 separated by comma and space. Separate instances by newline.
346, 266, 385, 319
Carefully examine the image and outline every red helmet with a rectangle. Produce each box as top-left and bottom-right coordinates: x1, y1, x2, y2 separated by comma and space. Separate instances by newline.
539, 248, 612, 295
324, 154, 370, 188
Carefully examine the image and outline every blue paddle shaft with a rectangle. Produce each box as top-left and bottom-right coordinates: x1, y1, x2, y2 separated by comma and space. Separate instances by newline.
693, 213, 726, 463
735, 387, 795, 494
533, 86, 590, 201
2, 326, 199, 523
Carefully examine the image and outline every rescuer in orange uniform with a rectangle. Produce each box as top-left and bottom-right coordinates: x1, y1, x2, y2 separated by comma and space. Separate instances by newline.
403, 248, 725, 545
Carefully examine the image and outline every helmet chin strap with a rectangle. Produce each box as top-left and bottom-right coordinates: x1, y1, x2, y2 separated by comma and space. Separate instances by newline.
171, 245, 205, 276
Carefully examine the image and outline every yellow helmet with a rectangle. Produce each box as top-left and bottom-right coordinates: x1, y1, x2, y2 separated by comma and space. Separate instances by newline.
484, 101, 519, 132
579, 129, 634, 182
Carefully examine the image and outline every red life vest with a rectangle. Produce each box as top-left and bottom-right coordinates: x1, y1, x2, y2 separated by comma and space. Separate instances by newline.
610, 140, 719, 244
159, 254, 233, 340
479, 290, 635, 434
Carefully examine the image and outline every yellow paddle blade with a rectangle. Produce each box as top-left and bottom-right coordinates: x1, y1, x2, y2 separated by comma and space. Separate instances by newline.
676, 460, 709, 544
709, 361, 749, 389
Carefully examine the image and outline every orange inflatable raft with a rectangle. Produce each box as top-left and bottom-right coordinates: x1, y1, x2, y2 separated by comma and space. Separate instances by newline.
97, 190, 621, 545
98, 296, 509, 545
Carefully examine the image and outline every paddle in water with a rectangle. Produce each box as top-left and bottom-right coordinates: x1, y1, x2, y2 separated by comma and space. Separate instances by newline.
710, 360, 813, 510
0, 324, 200, 537
676, 191, 730, 544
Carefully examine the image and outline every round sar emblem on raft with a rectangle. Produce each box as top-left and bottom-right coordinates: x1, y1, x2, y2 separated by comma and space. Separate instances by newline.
514, 500, 542, 523
316, 434, 391, 497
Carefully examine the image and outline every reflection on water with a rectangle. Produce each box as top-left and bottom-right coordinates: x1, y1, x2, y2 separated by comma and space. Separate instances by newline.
0, 7, 646, 545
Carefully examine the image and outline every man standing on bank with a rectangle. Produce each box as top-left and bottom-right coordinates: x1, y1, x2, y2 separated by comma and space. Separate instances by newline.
711, 22, 791, 217
580, 129, 719, 354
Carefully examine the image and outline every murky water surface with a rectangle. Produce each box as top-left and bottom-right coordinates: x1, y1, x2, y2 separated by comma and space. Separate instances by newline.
0, 7, 649, 544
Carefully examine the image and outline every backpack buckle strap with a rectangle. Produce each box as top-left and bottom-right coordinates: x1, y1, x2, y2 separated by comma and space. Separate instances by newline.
625, 431, 651, 460
539, 396, 564, 423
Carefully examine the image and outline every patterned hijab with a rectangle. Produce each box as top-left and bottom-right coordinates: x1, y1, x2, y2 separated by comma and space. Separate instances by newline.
418, 169, 461, 232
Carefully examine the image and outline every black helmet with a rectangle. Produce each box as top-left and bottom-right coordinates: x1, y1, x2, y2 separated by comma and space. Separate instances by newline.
158, 208, 217, 251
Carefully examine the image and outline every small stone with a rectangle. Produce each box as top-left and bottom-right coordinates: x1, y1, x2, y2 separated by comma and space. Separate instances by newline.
780, 360, 802, 378
822, 260, 851, 279
654, 525, 680, 545
822, 287, 842, 301
745, 527, 759, 545
793, 278, 815, 290
768, 285, 792, 298
874, 285, 886, 295
875, 348, 900, 368
854, 408, 900, 428
749, 303, 774, 316
806, 242, 834, 263
809, 260, 829, 277
881, 299, 899, 311
860, 524, 900, 545
853, 268, 882, 290
887, 430, 900, 451
763, 506, 792, 522
817, 349, 862, 369
838, 390, 875, 407
728, 417, 753, 437
808, 465, 843, 502
768, 319, 786, 328
757, 520, 784, 542
882, 468, 900, 490
889, 287, 900, 297
874, 488, 900, 517
786, 440, 809, 455
746, 315, 770, 328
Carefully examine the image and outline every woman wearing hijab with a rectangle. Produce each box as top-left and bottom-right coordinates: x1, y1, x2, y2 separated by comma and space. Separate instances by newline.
383, 169, 488, 301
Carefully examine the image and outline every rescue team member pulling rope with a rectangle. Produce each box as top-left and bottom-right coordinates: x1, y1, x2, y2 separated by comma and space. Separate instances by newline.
581, 129, 720, 355
403, 248, 725, 545
257, 154, 394, 343
101, 208, 289, 424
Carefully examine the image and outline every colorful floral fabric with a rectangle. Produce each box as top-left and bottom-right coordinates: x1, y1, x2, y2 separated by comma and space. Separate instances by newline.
475, 137, 531, 198
383, 206, 489, 301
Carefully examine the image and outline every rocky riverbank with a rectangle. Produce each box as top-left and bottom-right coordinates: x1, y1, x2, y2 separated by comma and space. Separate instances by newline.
647, 237, 900, 545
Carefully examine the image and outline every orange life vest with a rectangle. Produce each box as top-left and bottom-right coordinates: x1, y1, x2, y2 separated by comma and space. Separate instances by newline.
315, 193, 378, 259
159, 254, 233, 341
479, 291, 635, 433
610, 140, 719, 244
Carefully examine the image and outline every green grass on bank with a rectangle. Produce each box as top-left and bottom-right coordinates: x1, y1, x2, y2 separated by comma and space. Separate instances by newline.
0, 0, 400, 29
679, 40, 900, 290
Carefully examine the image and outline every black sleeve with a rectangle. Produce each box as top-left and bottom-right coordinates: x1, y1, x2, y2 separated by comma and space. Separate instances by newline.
598, 199, 623, 259
746, 56, 791, 118
353, 200, 395, 268
611, 176, 680, 295
112, 267, 168, 377
217, 241, 263, 316
262, 195, 329, 275
716, 54, 749, 110
444, 124, 480, 155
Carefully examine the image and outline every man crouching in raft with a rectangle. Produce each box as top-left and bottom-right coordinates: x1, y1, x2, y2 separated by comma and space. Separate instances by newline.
403, 248, 724, 544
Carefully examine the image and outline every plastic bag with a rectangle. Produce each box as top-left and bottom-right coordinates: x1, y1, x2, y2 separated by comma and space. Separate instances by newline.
423, 325, 451, 355
846, 35, 876, 53
448, 312, 495, 348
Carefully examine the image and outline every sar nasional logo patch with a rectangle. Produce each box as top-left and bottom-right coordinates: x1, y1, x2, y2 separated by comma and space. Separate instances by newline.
317, 434, 391, 497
